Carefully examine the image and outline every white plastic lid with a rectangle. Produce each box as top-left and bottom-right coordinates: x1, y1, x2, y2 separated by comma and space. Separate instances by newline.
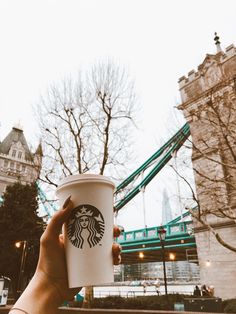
56, 173, 115, 193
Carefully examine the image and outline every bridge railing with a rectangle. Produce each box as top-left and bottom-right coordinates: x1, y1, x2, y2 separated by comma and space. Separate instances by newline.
117, 221, 194, 244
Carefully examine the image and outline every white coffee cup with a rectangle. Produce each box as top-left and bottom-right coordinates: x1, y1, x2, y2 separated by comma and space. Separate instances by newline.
56, 174, 115, 288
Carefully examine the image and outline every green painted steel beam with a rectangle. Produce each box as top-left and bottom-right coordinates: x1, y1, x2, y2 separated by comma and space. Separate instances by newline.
115, 123, 190, 211
167, 206, 198, 225
117, 221, 194, 244
118, 231, 194, 244
36, 181, 57, 216
115, 123, 190, 193
167, 210, 190, 225
122, 242, 196, 253
119, 235, 195, 248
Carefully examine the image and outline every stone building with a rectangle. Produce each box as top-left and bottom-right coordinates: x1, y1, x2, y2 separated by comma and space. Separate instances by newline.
178, 36, 236, 299
0, 125, 42, 196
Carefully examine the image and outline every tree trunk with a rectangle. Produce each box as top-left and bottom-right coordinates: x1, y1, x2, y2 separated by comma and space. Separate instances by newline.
82, 286, 94, 308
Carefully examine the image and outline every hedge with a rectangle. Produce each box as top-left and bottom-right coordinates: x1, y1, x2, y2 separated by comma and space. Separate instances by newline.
69, 295, 236, 312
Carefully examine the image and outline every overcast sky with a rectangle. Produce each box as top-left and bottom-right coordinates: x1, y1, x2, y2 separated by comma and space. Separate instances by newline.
1, 0, 236, 230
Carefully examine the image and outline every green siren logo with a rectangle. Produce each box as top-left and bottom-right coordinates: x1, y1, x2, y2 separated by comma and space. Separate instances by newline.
67, 204, 105, 249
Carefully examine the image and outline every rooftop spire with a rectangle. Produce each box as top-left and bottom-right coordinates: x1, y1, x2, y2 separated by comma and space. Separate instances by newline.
214, 32, 222, 53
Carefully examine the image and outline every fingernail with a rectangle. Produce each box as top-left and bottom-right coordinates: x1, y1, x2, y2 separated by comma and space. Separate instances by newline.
63, 195, 71, 209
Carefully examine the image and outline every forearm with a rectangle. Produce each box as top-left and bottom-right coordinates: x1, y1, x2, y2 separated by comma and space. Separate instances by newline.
9, 271, 62, 314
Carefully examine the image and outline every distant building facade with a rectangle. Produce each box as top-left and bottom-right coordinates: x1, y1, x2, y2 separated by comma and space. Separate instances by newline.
114, 261, 200, 284
0, 126, 42, 196
161, 188, 173, 224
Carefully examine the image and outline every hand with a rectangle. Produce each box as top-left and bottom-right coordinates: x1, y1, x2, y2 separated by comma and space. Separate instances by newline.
36, 197, 122, 302
12, 197, 122, 314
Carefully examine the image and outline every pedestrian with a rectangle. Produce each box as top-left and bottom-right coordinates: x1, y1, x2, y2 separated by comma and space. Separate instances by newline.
154, 278, 160, 296
142, 280, 147, 295
201, 284, 210, 296
193, 285, 201, 296
9, 197, 122, 314
209, 285, 214, 297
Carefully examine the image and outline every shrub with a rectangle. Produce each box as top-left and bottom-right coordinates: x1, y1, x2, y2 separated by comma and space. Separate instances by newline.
91, 294, 187, 310
91, 296, 124, 309
223, 299, 236, 313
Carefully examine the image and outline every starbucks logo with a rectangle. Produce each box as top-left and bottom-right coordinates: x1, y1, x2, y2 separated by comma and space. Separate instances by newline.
67, 204, 105, 249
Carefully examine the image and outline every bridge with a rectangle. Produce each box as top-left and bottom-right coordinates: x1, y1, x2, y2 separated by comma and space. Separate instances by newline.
117, 213, 197, 264
38, 122, 198, 265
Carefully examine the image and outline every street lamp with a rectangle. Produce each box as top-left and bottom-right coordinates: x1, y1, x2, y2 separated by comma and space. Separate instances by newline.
15, 240, 28, 297
15, 242, 21, 249
169, 253, 176, 282
158, 226, 168, 296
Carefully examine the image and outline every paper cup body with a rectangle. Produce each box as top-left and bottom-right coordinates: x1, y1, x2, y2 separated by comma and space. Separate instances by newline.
56, 174, 115, 288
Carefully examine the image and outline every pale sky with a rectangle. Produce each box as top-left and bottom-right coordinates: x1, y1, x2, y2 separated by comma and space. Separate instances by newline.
1, 0, 236, 230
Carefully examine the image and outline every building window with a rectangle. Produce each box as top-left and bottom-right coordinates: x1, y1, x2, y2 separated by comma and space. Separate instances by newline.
22, 165, 26, 172
12, 150, 16, 157
4, 160, 8, 168
10, 162, 14, 169
18, 151, 22, 159
16, 163, 20, 171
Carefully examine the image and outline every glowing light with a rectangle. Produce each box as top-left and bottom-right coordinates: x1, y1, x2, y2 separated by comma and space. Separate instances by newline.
139, 252, 144, 259
169, 253, 175, 260
15, 242, 21, 248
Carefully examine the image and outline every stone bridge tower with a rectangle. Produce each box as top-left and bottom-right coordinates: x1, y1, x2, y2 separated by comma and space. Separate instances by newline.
0, 125, 42, 196
178, 36, 236, 299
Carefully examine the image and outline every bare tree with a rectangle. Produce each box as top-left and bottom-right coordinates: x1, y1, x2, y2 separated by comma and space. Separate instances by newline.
175, 80, 236, 252
36, 61, 137, 187
35, 60, 137, 306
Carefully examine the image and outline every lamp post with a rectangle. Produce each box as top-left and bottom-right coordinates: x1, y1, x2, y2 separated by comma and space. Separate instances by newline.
158, 226, 168, 296
169, 253, 176, 282
15, 240, 28, 297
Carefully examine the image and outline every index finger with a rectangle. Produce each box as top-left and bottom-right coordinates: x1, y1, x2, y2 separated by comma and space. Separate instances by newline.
44, 197, 74, 241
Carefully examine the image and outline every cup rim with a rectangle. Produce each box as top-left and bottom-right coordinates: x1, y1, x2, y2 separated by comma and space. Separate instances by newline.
56, 173, 115, 193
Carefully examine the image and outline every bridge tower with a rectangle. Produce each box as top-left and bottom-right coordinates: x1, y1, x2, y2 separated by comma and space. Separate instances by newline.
0, 125, 42, 196
178, 36, 236, 298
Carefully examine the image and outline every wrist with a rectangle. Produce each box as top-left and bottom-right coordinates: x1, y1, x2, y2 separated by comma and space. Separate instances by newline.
13, 270, 63, 314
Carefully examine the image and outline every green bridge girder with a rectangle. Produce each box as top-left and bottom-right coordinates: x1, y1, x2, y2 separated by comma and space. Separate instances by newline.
117, 218, 197, 264
114, 123, 190, 211
117, 219, 194, 245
